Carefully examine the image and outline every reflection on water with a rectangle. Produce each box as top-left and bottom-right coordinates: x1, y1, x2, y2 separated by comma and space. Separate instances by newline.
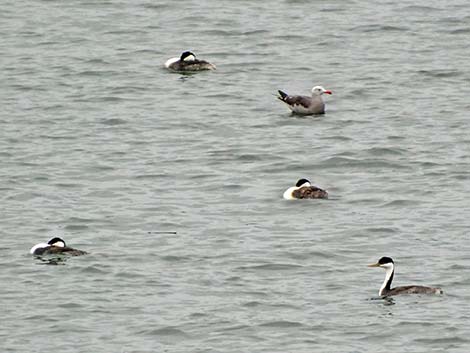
368, 296, 395, 306
33, 255, 70, 266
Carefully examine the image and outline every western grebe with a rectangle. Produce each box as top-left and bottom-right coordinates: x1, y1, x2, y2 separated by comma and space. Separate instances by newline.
30, 237, 87, 256
368, 257, 443, 296
164, 51, 216, 72
283, 178, 328, 200
277, 86, 332, 115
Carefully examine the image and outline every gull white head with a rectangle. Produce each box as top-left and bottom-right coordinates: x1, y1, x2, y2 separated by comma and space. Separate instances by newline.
311, 86, 332, 96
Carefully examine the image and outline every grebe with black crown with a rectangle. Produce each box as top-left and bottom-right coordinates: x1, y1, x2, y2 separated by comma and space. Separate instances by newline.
165, 51, 216, 72
277, 86, 332, 115
283, 178, 328, 200
30, 237, 87, 256
368, 257, 443, 297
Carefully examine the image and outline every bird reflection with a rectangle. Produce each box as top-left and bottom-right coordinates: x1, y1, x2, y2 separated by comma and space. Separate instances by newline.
33, 255, 70, 266
368, 296, 395, 306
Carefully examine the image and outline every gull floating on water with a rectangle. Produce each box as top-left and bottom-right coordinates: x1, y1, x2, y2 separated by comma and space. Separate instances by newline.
277, 86, 332, 115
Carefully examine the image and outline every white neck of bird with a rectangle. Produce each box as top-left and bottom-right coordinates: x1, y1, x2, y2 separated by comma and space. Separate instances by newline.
283, 186, 298, 200
379, 263, 394, 296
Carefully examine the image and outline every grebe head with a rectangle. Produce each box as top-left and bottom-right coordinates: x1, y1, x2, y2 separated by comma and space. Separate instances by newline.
295, 178, 311, 187
180, 51, 196, 62
368, 256, 394, 269
48, 237, 66, 247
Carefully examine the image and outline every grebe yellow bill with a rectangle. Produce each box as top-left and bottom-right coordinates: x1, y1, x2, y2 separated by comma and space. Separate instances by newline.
30, 237, 87, 256
368, 257, 443, 297
283, 178, 328, 200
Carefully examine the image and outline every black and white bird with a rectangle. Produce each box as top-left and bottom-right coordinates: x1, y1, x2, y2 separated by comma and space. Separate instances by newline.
368, 257, 443, 297
30, 237, 87, 256
164, 51, 216, 72
277, 86, 332, 115
283, 178, 328, 200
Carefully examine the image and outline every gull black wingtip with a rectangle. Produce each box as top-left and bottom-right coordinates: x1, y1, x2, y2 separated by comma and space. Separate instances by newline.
277, 90, 288, 100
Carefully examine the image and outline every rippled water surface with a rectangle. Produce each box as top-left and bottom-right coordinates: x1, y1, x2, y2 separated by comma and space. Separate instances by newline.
1, 0, 470, 352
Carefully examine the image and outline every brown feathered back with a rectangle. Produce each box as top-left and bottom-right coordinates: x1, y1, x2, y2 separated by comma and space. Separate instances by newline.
292, 186, 328, 199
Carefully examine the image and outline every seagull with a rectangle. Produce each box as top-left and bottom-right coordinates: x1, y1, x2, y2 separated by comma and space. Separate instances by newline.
277, 86, 332, 115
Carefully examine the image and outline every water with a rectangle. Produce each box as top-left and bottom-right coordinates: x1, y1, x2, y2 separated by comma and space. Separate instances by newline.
1, 0, 470, 352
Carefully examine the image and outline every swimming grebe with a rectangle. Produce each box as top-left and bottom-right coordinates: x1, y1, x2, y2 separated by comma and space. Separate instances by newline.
368, 257, 443, 296
30, 237, 87, 256
283, 178, 328, 199
165, 51, 216, 72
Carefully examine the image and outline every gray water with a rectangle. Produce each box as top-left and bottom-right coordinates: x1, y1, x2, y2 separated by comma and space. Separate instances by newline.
1, 0, 470, 352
